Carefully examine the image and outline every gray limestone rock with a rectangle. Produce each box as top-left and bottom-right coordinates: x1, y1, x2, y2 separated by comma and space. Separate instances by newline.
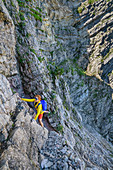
0, 1, 17, 76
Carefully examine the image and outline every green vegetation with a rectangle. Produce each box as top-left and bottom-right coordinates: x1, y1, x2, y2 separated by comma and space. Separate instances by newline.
88, 0, 98, 4
39, 29, 44, 32
30, 8, 42, 17
57, 124, 63, 134
55, 35, 58, 38
37, 56, 45, 62
109, 154, 113, 157
108, 72, 111, 76
65, 104, 69, 111
10, 0, 15, 7
88, 0, 95, 4
47, 62, 64, 77
15, 0, 44, 66
36, 6, 42, 12
29, 12, 42, 22
78, 124, 83, 129
71, 67, 74, 75
39, 48, 45, 52
30, 48, 37, 55
51, 92, 56, 100
26, 33, 32, 38
17, 0, 42, 22
77, 7, 83, 13
53, 58, 85, 77
10, 112, 13, 116
17, 0, 26, 7
77, 0, 98, 14
11, 88, 16, 94
54, 66, 64, 76
12, 123, 15, 127
19, 57, 26, 63
17, 36, 22, 44
75, 63, 85, 76
16, 46, 20, 55
50, 51, 54, 57
93, 92, 98, 98
25, 0, 32, 2
29, 7, 42, 22
76, 81, 84, 89
19, 11, 25, 21
18, 22, 26, 32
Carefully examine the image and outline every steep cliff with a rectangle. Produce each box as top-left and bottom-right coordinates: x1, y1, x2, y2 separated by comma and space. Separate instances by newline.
0, 0, 113, 169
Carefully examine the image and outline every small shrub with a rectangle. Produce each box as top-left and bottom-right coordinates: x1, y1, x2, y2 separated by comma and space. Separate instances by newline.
30, 48, 37, 55
88, 0, 94, 4
26, 33, 31, 38
88, 0, 98, 4
19, 57, 26, 63
18, 22, 26, 29
36, 6, 42, 12
11, 88, 16, 94
17, 0, 25, 6
10, 112, 13, 116
57, 125, 63, 134
109, 154, 113, 157
29, 12, 42, 22
50, 51, 54, 57
30, 8, 42, 16
25, 0, 32, 2
75, 64, 85, 76
12, 123, 15, 127
19, 11, 25, 21
51, 94, 56, 100
10, 0, 15, 7
54, 67, 64, 76
77, 7, 83, 13
37, 56, 44, 62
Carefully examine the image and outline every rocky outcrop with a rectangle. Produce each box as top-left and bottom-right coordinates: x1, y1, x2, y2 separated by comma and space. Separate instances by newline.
0, 0, 23, 95
41, 126, 113, 169
0, 0, 18, 147
0, 100, 48, 169
0, 0, 113, 169
0, 0, 17, 76
77, 0, 113, 86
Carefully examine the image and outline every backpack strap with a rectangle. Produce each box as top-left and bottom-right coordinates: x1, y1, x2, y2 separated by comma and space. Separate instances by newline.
35, 102, 41, 109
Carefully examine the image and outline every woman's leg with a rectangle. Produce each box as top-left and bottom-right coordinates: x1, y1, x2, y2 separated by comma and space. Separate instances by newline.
38, 114, 44, 127
38, 119, 43, 127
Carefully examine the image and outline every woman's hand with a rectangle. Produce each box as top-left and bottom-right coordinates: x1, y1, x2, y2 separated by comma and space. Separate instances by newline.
17, 94, 21, 100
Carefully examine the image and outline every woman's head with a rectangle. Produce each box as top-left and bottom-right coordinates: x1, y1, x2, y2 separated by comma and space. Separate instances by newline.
35, 95, 41, 101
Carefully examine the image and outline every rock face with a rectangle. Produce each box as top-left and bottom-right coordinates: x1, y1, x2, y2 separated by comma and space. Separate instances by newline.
0, 0, 113, 169
0, 101, 48, 169
77, 0, 113, 85
0, 0, 17, 76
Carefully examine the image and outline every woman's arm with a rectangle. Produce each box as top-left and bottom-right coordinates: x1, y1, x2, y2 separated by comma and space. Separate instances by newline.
21, 98, 35, 102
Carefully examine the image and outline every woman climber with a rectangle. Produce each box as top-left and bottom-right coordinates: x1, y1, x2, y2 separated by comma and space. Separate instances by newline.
18, 94, 49, 127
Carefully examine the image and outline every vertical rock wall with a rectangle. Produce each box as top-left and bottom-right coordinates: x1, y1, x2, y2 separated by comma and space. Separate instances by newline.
0, 0, 17, 76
